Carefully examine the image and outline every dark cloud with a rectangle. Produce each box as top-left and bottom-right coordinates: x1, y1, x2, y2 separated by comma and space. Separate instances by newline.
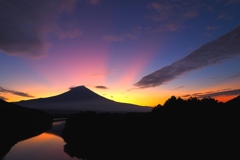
181, 94, 191, 98
180, 88, 240, 99
95, 86, 108, 89
0, 0, 78, 58
0, 87, 34, 98
181, 89, 240, 98
134, 25, 240, 88
199, 88, 240, 98
171, 86, 184, 90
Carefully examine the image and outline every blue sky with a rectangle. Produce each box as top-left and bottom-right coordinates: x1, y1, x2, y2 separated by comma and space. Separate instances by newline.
0, 0, 240, 106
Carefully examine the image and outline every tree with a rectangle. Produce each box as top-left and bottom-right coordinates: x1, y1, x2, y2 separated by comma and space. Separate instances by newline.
151, 104, 163, 113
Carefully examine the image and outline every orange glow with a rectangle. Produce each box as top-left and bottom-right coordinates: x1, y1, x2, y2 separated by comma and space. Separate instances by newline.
214, 95, 237, 103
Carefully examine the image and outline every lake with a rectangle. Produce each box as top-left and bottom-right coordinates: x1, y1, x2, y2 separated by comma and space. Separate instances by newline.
3, 120, 78, 160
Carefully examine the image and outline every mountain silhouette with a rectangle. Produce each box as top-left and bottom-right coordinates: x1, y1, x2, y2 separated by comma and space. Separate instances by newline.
14, 86, 152, 113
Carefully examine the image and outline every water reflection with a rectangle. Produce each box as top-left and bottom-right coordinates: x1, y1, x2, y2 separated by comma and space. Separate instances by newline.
3, 120, 78, 160
5, 133, 78, 160
0, 123, 52, 160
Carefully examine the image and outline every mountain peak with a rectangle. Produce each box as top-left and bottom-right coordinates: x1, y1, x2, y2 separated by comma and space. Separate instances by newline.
69, 85, 89, 91
69, 85, 86, 89
53, 85, 105, 102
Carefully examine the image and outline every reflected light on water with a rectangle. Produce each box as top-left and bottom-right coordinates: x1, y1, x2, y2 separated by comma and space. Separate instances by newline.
5, 132, 78, 160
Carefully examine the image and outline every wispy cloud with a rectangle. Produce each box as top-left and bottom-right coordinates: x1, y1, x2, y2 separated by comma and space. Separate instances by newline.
0, 0, 79, 58
145, 1, 204, 32
95, 86, 108, 89
171, 86, 184, 90
0, 87, 34, 98
182, 88, 240, 99
147, 23, 184, 33
103, 35, 124, 42
229, 72, 240, 79
134, 25, 240, 88
147, 1, 204, 21
103, 33, 138, 42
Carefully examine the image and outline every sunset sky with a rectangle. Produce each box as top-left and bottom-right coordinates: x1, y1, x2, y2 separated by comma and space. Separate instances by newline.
1, 0, 240, 107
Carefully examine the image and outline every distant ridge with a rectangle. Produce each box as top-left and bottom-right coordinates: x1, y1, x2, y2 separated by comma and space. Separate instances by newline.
14, 86, 152, 113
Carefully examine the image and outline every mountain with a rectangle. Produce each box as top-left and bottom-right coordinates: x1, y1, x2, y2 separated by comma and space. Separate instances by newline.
14, 86, 152, 113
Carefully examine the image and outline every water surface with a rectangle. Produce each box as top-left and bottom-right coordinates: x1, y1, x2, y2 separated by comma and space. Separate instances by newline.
5, 121, 78, 160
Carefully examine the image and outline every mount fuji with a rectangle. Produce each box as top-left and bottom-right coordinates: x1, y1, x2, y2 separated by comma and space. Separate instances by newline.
14, 86, 152, 113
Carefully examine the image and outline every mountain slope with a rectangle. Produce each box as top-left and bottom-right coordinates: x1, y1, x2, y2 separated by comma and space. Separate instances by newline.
14, 86, 152, 113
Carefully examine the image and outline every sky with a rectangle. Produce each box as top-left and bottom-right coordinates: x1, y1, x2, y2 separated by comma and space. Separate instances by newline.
0, 0, 240, 107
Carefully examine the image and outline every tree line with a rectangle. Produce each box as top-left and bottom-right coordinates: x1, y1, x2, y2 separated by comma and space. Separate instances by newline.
152, 95, 239, 113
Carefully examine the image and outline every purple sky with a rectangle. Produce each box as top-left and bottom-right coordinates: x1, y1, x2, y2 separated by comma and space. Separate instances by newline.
1, 0, 240, 106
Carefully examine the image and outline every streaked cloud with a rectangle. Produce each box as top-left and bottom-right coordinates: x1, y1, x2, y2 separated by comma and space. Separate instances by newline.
181, 94, 191, 98
146, 1, 204, 28
55, 22, 83, 39
0, 87, 34, 98
134, 25, 240, 88
103, 33, 138, 42
145, 1, 240, 33
95, 86, 108, 89
103, 35, 124, 42
0, 0, 79, 58
171, 86, 184, 90
182, 88, 240, 99
146, 23, 184, 33
229, 73, 240, 79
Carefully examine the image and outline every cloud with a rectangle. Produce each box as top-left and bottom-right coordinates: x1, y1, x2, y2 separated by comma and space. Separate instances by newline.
0, 0, 79, 58
134, 25, 240, 88
146, 23, 184, 33
171, 86, 184, 90
145, 1, 203, 33
229, 73, 240, 79
146, 1, 203, 23
181, 94, 191, 98
200, 89, 240, 97
95, 86, 108, 89
182, 88, 240, 99
103, 33, 138, 43
103, 35, 124, 42
55, 22, 83, 39
0, 87, 34, 98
